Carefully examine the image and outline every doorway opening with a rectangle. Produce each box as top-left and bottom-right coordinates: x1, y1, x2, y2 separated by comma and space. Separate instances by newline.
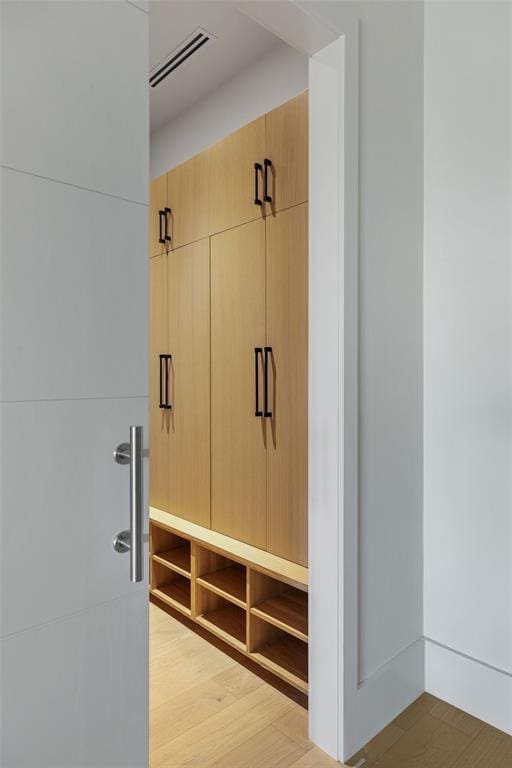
147, 3, 320, 765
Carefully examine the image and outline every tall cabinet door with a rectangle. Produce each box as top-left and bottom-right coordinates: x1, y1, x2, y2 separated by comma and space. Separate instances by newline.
149, 173, 168, 258
266, 203, 308, 565
168, 238, 211, 528
149, 252, 170, 511
265, 91, 308, 216
167, 150, 211, 250
211, 219, 267, 548
210, 116, 265, 235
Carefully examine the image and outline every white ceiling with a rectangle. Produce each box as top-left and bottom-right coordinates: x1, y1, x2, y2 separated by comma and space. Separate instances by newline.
149, 1, 279, 134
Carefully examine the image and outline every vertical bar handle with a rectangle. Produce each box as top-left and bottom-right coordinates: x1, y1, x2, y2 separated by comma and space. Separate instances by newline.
113, 426, 144, 584
158, 210, 166, 244
164, 207, 172, 243
255, 347, 263, 416
264, 346, 272, 418
129, 425, 143, 583
263, 159, 272, 203
159, 354, 164, 408
254, 163, 263, 206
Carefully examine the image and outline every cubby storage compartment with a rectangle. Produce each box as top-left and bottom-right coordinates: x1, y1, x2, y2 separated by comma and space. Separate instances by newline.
195, 587, 246, 651
248, 614, 308, 692
151, 561, 191, 615
195, 546, 247, 607
151, 524, 191, 578
248, 571, 308, 642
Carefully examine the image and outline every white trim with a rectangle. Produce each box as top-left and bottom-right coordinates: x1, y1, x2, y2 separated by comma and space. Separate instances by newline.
239, 4, 359, 760
426, 640, 512, 736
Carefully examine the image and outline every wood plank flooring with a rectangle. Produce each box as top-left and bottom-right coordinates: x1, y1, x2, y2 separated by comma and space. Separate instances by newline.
150, 602, 338, 767
347, 691, 512, 768
150, 603, 512, 768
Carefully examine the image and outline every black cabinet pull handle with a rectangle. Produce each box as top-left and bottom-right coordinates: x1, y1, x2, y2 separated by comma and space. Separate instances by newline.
254, 347, 263, 416
159, 354, 172, 409
158, 210, 166, 244
254, 163, 263, 206
159, 354, 164, 408
263, 158, 272, 203
164, 207, 172, 243
264, 346, 272, 417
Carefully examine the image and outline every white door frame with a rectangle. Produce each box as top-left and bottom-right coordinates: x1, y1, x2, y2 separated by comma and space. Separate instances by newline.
236, 4, 360, 761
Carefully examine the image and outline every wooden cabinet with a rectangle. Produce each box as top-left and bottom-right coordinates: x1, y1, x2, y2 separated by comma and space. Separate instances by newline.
149, 240, 210, 528
167, 151, 211, 250
265, 91, 308, 215
149, 91, 308, 567
211, 219, 267, 549
209, 116, 265, 236
168, 239, 210, 528
149, 253, 170, 510
266, 204, 308, 565
149, 173, 169, 258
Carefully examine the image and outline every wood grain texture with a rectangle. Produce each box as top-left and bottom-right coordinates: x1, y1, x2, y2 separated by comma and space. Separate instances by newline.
149, 253, 170, 511
210, 116, 265, 235
167, 149, 211, 250
266, 203, 308, 565
251, 589, 308, 642
197, 564, 247, 607
168, 238, 210, 528
149, 603, 339, 767
149, 173, 168, 258
151, 509, 308, 589
265, 91, 308, 216
211, 219, 267, 549
347, 692, 512, 768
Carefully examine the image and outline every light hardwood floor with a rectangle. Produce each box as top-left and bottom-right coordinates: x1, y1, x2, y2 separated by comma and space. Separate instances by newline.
150, 602, 338, 768
347, 691, 512, 768
150, 603, 512, 768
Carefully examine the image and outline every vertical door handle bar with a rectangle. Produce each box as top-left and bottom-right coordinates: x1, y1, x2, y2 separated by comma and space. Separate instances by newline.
159, 354, 164, 408
263, 159, 272, 203
255, 347, 263, 416
164, 207, 172, 243
159, 354, 172, 409
113, 425, 144, 584
254, 163, 263, 206
264, 346, 272, 417
158, 210, 166, 244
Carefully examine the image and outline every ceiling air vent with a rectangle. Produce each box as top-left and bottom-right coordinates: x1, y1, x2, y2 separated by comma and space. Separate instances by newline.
150, 28, 215, 88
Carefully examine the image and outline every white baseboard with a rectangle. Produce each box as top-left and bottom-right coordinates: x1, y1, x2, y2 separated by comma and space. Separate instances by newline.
425, 639, 512, 735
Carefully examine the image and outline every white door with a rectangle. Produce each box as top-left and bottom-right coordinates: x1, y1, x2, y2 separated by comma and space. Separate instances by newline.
0, 2, 149, 766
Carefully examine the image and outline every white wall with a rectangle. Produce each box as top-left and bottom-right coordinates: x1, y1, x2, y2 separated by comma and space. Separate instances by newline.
150, 39, 308, 177
424, 0, 512, 734
0, 2, 149, 765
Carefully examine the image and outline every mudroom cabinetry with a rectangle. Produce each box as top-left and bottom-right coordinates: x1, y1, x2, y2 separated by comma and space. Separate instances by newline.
149, 92, 309, 677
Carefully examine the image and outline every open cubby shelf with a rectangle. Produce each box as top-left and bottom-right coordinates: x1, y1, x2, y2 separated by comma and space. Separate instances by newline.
153, 544, 191, 578
197, 603, 246, 651
251, 588, 308, 642
151, 575, 191, 615
149, 516, 308, 693
251, 636, 308, 693
196, 563, 246, 607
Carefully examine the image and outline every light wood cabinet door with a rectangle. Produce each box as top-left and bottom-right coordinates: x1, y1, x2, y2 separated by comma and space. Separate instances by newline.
167, 238, 211, 528
211, 219, 267, 549
167, 150, 211, 250
210, 116, 265, 235
149, 173, 168, 258
266, 204, 308, 565
149, 253, 170, 510
265, 91, 308, 216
